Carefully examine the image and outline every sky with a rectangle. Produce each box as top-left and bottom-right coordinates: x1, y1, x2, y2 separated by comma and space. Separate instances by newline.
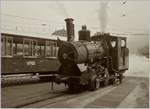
1, 0, 149, 53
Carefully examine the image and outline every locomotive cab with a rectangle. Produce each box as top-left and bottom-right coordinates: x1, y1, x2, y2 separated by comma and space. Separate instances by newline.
108, 36, 129, 71
91, 34, 129, 72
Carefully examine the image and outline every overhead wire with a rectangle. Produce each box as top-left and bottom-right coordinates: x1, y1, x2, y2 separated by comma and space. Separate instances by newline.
1, 13, 149, 36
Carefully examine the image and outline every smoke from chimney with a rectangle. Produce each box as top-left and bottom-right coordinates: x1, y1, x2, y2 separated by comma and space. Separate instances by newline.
98, 2, 108, 32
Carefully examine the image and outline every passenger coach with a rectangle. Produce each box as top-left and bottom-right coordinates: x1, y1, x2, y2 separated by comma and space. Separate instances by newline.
1, 33, 63, 78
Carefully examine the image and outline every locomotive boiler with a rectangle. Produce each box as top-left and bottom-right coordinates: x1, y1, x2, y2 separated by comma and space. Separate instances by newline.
54, 18, 129, 91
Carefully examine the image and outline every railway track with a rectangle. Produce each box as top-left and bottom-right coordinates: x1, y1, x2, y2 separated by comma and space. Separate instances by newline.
1, 74, 50, 87
2, 76, 149, 108
2, 82, 67, 107
23, 85, 115, 108
16, 92, 66, 108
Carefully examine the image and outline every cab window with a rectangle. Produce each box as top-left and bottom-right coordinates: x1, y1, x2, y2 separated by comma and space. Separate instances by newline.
121, 39, 126, 47
111, 40, 116, 48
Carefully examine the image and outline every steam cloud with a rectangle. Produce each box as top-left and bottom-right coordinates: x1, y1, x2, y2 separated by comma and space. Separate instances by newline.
56, 1, 68, 18
98, 2, 108, 32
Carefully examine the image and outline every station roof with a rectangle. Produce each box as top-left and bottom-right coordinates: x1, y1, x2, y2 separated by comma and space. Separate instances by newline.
52, 29, 67, 37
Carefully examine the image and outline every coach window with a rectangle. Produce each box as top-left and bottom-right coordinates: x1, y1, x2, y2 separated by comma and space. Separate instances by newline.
32, 40, 37, 57
13, 43, 16, 56
13, 38, 18, 56
37, 44, 41, 57
41, 45, 45, 57
45, 41, 51, 57
37, 43, 45, 57
6, 37, 13, 56
51, 42, 56, 57
56, 46, 59, 57
54, 42, 58, 57
23, 39, 32, 56
17, 43, 23, 56
1, 35, 5, 56
45, 41, 57, 57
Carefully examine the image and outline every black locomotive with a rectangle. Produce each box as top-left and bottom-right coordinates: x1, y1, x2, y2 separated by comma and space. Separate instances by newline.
54, 18, 129, 91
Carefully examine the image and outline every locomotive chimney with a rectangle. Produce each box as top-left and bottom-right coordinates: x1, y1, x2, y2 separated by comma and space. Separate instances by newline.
65, 18, 75, 42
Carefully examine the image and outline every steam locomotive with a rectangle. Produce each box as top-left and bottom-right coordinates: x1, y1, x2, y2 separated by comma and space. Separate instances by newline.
54, 18, 129, 91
